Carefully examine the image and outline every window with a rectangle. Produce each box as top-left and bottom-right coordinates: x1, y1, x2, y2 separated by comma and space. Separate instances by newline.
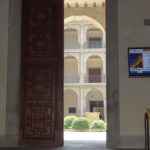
88, 37, 102, 48
69, 107, 76, 113
90, 101, 104, 120
88, 68, 101, 82
90, 101, 104, 112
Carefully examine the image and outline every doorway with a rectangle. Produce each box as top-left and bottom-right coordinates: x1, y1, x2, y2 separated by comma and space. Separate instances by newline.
64, 0, 107, 145
19, 0, 119, 148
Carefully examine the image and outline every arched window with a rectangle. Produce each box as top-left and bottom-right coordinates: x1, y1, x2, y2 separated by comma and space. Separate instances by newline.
64, 28, 79, 49
64, 89, 78, 116
64, 56, 79, 83
86, 89, 104, 119
86, 56, 103, 82
87, 29, 103, 48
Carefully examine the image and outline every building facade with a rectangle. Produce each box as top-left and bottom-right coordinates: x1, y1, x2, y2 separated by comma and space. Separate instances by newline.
64, 0, 106, 120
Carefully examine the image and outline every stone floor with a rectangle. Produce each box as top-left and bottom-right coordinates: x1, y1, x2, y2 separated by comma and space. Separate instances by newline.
0, 132, 107, 150
58, 141, 107, 150
64, 131, 106, 141
57, 131, 107, 150
0, 141, 107, 150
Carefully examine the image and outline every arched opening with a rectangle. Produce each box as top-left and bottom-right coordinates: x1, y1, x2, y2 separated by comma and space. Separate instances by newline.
0, 0, 121, 148
64, 16, 105, 50
86, 55, 103, 82
86, 89, 104, 120
64, 28, 80, 49
64, 56, 79, 83
64, 89, 78, 116
64, 16, 105, 32
64, 16, 106, 143
87, 28, 104, 48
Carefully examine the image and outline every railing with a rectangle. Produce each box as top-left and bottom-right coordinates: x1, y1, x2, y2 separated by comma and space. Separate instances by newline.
64, 47, 105, 52
87, 44, 104, 49
64, 48, 80, 51
64, 74, 106, 83
89, 75, 102, 83
84, 74, 106, 83
64, 74, 80, 83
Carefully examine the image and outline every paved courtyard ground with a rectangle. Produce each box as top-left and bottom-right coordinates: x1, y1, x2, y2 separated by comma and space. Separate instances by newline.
0, 132, 107, 150
64, 131, 106, 141
62, 131, 107, 150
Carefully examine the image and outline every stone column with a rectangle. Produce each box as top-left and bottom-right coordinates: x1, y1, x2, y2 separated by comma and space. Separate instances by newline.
80, 25, 87, 49
80, 54, 85, 83
79, 25, 88, 83
104, 100, 107, 122
80, 88, 86, 116
77, 26, 81, 49
102, 53, 106, 82
102, 32, 106, 48
77, 89, 81, 115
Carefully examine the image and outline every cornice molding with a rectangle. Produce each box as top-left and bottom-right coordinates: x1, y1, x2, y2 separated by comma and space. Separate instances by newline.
64, 0, 105, 8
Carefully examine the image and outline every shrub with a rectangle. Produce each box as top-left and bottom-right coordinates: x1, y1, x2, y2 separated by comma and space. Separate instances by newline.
90, 120, 106, 131
64, 116, 78, 129
72, 117, 90, 130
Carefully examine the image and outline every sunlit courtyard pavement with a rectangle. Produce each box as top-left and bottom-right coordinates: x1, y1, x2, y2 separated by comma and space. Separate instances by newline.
64, 131, 106, 141
61, 132, 107, 150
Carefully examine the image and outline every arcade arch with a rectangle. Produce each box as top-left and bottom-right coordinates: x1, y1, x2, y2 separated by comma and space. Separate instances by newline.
64, 89, 78, 116
64, 56, 79, 83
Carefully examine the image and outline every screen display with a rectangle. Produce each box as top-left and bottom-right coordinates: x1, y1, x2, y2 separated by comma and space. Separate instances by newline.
128, 48, 150, 77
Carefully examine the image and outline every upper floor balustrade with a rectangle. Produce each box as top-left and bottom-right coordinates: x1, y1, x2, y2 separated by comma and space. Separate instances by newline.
64, 74, 80, 83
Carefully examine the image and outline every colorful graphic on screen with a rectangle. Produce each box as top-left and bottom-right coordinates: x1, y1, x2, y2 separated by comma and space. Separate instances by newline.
128, 48, 150, 76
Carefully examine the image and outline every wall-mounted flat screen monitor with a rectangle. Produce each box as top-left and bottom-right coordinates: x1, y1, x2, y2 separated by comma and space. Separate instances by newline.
128, 47, 150, 77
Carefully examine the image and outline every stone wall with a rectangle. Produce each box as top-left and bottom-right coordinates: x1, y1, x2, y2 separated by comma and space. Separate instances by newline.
118, 0, 150, 148
65, 6, 105, 29
0, 0, 21, 146
0, 0, 9, 137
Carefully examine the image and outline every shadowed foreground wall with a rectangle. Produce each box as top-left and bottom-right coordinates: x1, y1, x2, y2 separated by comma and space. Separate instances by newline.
0, 0, 21, 146
118, 0, 150, 148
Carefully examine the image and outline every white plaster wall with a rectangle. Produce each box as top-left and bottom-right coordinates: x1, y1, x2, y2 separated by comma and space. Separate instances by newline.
118, 0, 150, 148
0, 0, 9, 136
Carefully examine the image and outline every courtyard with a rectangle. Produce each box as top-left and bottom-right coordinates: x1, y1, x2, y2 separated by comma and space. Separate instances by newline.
64, 131, 106, 141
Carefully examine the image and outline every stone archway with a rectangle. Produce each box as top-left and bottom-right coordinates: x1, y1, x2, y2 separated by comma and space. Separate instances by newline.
0, 0, 120, 148
87, 28, 104, 48
64, 56, 79, 83
64, 89, 78, 116
86, 55, 103, 82
86, 89, 104, 119
64, 28, 80, 49
64, 16, 105, 33
64, 15, 106, 49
